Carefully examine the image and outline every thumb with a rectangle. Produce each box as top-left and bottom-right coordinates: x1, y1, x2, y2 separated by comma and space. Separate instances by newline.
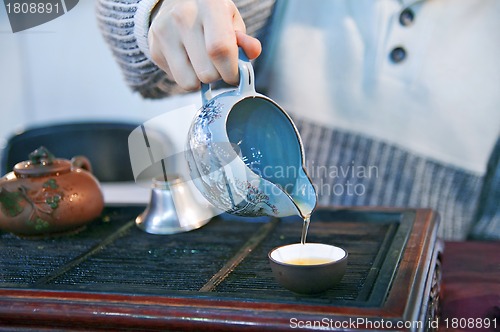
231, 3, 261, 60
235, 30, 262, 60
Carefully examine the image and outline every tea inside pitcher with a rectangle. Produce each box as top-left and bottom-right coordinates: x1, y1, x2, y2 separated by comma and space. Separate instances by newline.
226, 97, 317, 222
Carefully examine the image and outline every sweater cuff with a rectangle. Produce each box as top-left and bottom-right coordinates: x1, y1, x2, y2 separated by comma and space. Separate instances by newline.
134, 0, 162, 60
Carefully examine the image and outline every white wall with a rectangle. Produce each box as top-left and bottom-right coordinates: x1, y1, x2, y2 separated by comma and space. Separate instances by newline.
0, 0, 200, 154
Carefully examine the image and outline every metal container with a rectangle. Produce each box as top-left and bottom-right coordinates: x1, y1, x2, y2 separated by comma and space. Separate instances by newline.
136, 176, 214, 234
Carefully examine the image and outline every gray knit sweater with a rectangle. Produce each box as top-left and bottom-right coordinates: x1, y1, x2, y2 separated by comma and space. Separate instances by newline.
96, 0, 499, 240
96, 0, 276, 98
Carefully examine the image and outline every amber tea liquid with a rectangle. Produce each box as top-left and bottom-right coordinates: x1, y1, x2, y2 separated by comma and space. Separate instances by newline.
300, 215, 311, 245
286, 257, 332, 265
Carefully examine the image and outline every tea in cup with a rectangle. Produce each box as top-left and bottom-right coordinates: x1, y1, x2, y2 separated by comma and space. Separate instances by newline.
268, 243, 348, 294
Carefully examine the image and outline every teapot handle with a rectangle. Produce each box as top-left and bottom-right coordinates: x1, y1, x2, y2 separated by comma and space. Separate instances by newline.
201, 48, 256, 105
71, 156, 93, 174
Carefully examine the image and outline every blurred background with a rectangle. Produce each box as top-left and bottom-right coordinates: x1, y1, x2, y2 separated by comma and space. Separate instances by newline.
0, 0, 199, 159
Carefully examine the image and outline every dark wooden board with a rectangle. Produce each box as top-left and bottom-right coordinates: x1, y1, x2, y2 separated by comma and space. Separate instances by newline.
0, 206, 441, 331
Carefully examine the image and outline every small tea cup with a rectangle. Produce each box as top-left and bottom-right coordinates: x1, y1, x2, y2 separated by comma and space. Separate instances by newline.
268, 243, 348, 294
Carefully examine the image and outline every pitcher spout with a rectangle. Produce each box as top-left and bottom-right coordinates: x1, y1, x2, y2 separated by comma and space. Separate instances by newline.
288, 170, 317, 219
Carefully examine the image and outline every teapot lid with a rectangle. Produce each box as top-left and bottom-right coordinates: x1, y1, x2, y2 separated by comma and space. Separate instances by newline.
13, 146, 71, 176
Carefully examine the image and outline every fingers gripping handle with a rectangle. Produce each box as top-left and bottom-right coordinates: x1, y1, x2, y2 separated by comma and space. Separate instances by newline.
237, 48, 256, 93
201, 48, 256, 105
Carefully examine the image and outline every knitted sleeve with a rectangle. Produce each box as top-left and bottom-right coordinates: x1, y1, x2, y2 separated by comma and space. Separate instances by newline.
95, 0, 276, 98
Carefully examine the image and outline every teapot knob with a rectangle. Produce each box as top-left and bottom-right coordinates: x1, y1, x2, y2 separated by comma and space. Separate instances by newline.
28, 146, 55, 166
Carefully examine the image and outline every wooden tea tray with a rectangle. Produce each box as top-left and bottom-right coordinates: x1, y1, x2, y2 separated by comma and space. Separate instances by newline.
0, 206, 442, 331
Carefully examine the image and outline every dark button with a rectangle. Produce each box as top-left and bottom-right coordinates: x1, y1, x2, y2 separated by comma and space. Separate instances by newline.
389, 47, 406, 63
399, 8, 415, 26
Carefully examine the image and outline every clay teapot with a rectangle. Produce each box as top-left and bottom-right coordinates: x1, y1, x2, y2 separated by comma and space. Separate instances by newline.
0, 146, 104, 237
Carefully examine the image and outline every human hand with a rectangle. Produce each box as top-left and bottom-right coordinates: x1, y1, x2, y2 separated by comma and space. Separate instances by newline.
148, 0, 262, 91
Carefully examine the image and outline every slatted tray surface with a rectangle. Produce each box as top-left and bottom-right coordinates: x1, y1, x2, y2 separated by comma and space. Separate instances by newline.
0, 206, 441, 331
0, 207, 409, 304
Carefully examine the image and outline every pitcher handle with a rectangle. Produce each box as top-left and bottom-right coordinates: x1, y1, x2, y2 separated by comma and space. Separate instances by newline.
201, 48, 256, 105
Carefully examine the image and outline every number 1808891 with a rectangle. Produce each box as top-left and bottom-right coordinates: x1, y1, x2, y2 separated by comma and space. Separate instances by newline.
5, 2, 60, 14
441, 317, 497, 330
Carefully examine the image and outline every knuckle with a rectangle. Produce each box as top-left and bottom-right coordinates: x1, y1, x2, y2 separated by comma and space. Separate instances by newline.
170, 1, 198, 27
178, 77, 200, 91
197, 70, 220, 84
206, 40, 232, 60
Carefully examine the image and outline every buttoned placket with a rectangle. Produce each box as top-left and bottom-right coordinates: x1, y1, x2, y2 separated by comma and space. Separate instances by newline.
388, 1, 416, 64
376, 0, 442, 87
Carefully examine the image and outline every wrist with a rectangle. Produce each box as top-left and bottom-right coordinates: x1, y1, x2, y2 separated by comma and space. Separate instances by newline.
150, 0, 164, 25
134, 0, 163, 60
